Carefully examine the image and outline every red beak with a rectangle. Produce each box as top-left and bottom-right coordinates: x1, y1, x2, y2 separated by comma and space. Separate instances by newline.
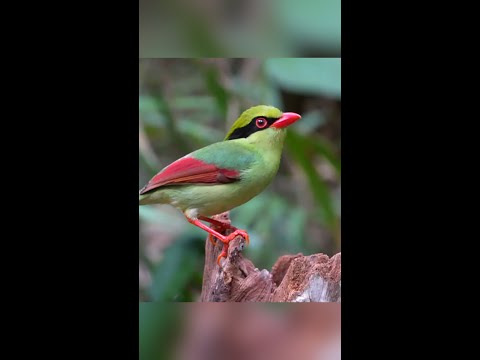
271, 112, 302, 129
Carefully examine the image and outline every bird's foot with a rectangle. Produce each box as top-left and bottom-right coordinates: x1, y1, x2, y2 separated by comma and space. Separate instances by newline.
208, 233, 217, 246
216, 229, 250, 265
217, 243, 229, 265
219, 229, 249, 245
199, 216, 236, 246
208, 223, 237, 246
184, 215, 249, 266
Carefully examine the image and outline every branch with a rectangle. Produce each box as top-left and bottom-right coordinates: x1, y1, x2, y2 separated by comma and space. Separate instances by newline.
200, 212, 341, 302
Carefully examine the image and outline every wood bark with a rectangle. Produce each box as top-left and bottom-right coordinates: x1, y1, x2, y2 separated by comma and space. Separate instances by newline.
200, 212, 341, 302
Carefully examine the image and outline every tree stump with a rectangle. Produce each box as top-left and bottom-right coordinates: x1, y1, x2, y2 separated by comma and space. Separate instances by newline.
200, 212, 341, 302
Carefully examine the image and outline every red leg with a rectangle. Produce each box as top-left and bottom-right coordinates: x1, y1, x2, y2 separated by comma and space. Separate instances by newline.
185, 216, 248, 244
199, 215, 234, 246
198, 215, 237, 231
185, 215, 249, 265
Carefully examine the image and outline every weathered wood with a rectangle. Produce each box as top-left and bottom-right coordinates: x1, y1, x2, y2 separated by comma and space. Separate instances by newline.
200, 212, 341, 302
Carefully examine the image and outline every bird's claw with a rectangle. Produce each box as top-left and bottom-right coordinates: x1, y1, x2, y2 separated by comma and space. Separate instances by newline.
216, 230, 250, 266
208, 234, 217, 246
217, 244, 228, 265
221, 229, 249, 245
208, 220, 237, 247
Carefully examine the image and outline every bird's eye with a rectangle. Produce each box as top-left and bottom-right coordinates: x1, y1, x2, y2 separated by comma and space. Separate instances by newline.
256, 117, 267, 129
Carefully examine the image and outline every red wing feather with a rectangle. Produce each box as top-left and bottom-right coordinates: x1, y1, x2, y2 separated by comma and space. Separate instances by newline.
139, 156, 240, 194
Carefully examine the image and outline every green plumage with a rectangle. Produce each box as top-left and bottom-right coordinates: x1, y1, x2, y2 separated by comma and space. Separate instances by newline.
139, 105, 294, 219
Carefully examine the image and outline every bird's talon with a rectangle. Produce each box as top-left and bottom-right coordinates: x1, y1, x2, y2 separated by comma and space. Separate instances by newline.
221, 229, 250, 245
239, 230, 249, 246
217, 247, 228, 265
208, 234, 217, 246
232, 230, 249, 245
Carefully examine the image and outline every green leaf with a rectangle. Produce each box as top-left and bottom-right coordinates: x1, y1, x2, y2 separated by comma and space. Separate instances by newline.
139, 95, 157, 112
139, 96, 167, 128
171, 96, 216, 112
139, 303, 180, 360
304, 135, 341, 175
203, 65, 230, 117
149, 235, 202, 302
276, 0, 341, 54
139, 89, 190, 153
177, 118, 224, 143
285, 130, 337, 232
265, 58, 341, 98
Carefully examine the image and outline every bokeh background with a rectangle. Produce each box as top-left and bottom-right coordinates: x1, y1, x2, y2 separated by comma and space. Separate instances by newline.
140, 0, 341, 57
139, 58, 341, 301
140, 303, 341, 360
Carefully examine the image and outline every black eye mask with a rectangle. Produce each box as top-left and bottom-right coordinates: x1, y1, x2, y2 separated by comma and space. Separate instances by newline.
226, 116, 278, 140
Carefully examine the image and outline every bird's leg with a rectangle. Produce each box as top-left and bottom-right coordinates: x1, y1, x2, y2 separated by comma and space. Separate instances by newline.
198, 215, 237, 231
185, 215, 249, 265
198, 215, 237, 246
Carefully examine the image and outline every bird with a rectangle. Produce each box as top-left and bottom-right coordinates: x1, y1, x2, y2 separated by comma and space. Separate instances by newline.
139, 105, 301, 265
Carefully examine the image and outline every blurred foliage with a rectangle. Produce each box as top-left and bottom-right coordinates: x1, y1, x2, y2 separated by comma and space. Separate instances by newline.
139, 58, 341, 301
265, 58, 341, 98
139, 304, 182, 360
139, 0, 340, 57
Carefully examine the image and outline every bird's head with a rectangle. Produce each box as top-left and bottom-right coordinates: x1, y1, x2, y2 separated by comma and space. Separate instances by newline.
224, 105, 301, 145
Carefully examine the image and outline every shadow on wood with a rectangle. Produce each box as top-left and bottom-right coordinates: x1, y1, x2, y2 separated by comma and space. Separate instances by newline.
201, 212, 341, 302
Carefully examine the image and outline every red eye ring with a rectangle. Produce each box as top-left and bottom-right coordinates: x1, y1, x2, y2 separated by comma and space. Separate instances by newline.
256, 117, 267, 128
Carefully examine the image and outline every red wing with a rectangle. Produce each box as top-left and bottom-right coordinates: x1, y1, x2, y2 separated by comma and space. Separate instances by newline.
139, 156, 240, 194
